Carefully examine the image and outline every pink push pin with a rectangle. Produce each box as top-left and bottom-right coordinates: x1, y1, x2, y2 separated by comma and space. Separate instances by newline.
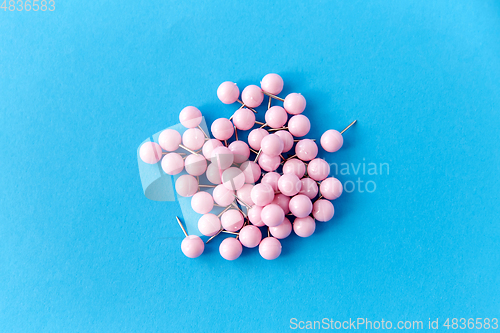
184, 154, 208, 176
247, 128, 269, 151
299, 177, 319, 199
260, 134, 284, 157
212, 184, 235, 206
283, 93, 306, 115
232, 108, 256, 131
250, 183, 275, 206
179, 106, 203, 129
293, 216, 316, 237
261, 203, 285, 227
274, 130, 294, 153
197, 213, 221, 236
228, 141, 250, 164
258, 153, 281, 172
320, 177, 343, 200
177, 216, 204, 258
295, 139, 318, 161
211, 118, 234, 141
313, 199, 334, 222
241, 85, 264, 108
264, 106, 288, 129
236, 184, 255, 207
206, 163, 222, 184
289, 194, 313, 218
221, 167, 246, 191
240, 161, 262, 184
278, 173, 302, 196
182, 128, 205, 151
158, 129, 182, 152
271, 193, 291, 214
219, 237, 243, 261
175, 174, 198, 197
217, 81, 240, 104
260, 73, 284, 95
202, 139, 223, 160
259, 237, 282, 260
269, 217, 292, 239
221, 209, 244, 232
210, 146, 234, 170
320, 120, 357, 153
161, 153, 184, 175
282, 158, 306, 178
248, 205, 265, 227
238, 225, 262, 248
288, 114, 311, 137
139, 142, 163, 164
261, 172, 281, 192
307, 158, 330, 181
191, 191, 214, 214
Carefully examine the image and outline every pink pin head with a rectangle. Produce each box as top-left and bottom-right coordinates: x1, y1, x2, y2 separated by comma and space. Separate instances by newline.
221, 209, 244, 232
283, 93, 306, 115
320, 177, 343, 200
271, 193, 291, 214
289, 194, 313, 218
217, 81, 240, 104
221, 167, 246, 191
307, 158, 330, 181
161, 153, 184, 175
228, 140, 250, 164
248, 205, 265, 227
181, 235, 205, 258
175, 174, 198, 197
236, 183, 255, 207
184, 154, 208, 176
240, 161, 261, 184
265, 106, 288, 129
261, 203, 285, 227
197, 213, 221, 236
212, 184, 235, 206
140, 142, 162, 164
260, 134, 284, 157
259, 237, 282, 260
241, 85, 264, 108
321, 129, 343, 153
288, 114, 311, 137
282, 158, 306, 178
219, 237, 243, 260
247, 128, 269, 150
232, 108, 255, 131
179, 106, 202, 128
211, 118, 234, 141
158, 129, 181, 152
191, 191, 214, 215
295, 139, 318, 161
313, 199, 334, 222
278, 173, 302, 196
258, 153, 281, 172
274, 130, 294, 153
260, 73, 284, 95
293, 216, 316, 238
238, 225, 262, 248
269, 217, 292, 239
210, 146, 234, 170
206, 163, 222, 184
299, 177, 319, 199
261, 172, 281, 192
202, 139, 223, 160
182, 128, 205, 151
250, 183, 275, 206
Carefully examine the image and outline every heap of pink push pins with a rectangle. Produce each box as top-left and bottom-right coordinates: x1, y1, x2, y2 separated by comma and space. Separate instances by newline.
139, 73, 356, 261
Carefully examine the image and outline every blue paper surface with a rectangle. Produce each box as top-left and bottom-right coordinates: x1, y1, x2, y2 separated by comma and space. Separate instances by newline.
1, 1, 499, 332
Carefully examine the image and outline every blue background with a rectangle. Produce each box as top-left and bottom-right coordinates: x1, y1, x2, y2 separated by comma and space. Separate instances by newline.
1, 1, 499, 332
